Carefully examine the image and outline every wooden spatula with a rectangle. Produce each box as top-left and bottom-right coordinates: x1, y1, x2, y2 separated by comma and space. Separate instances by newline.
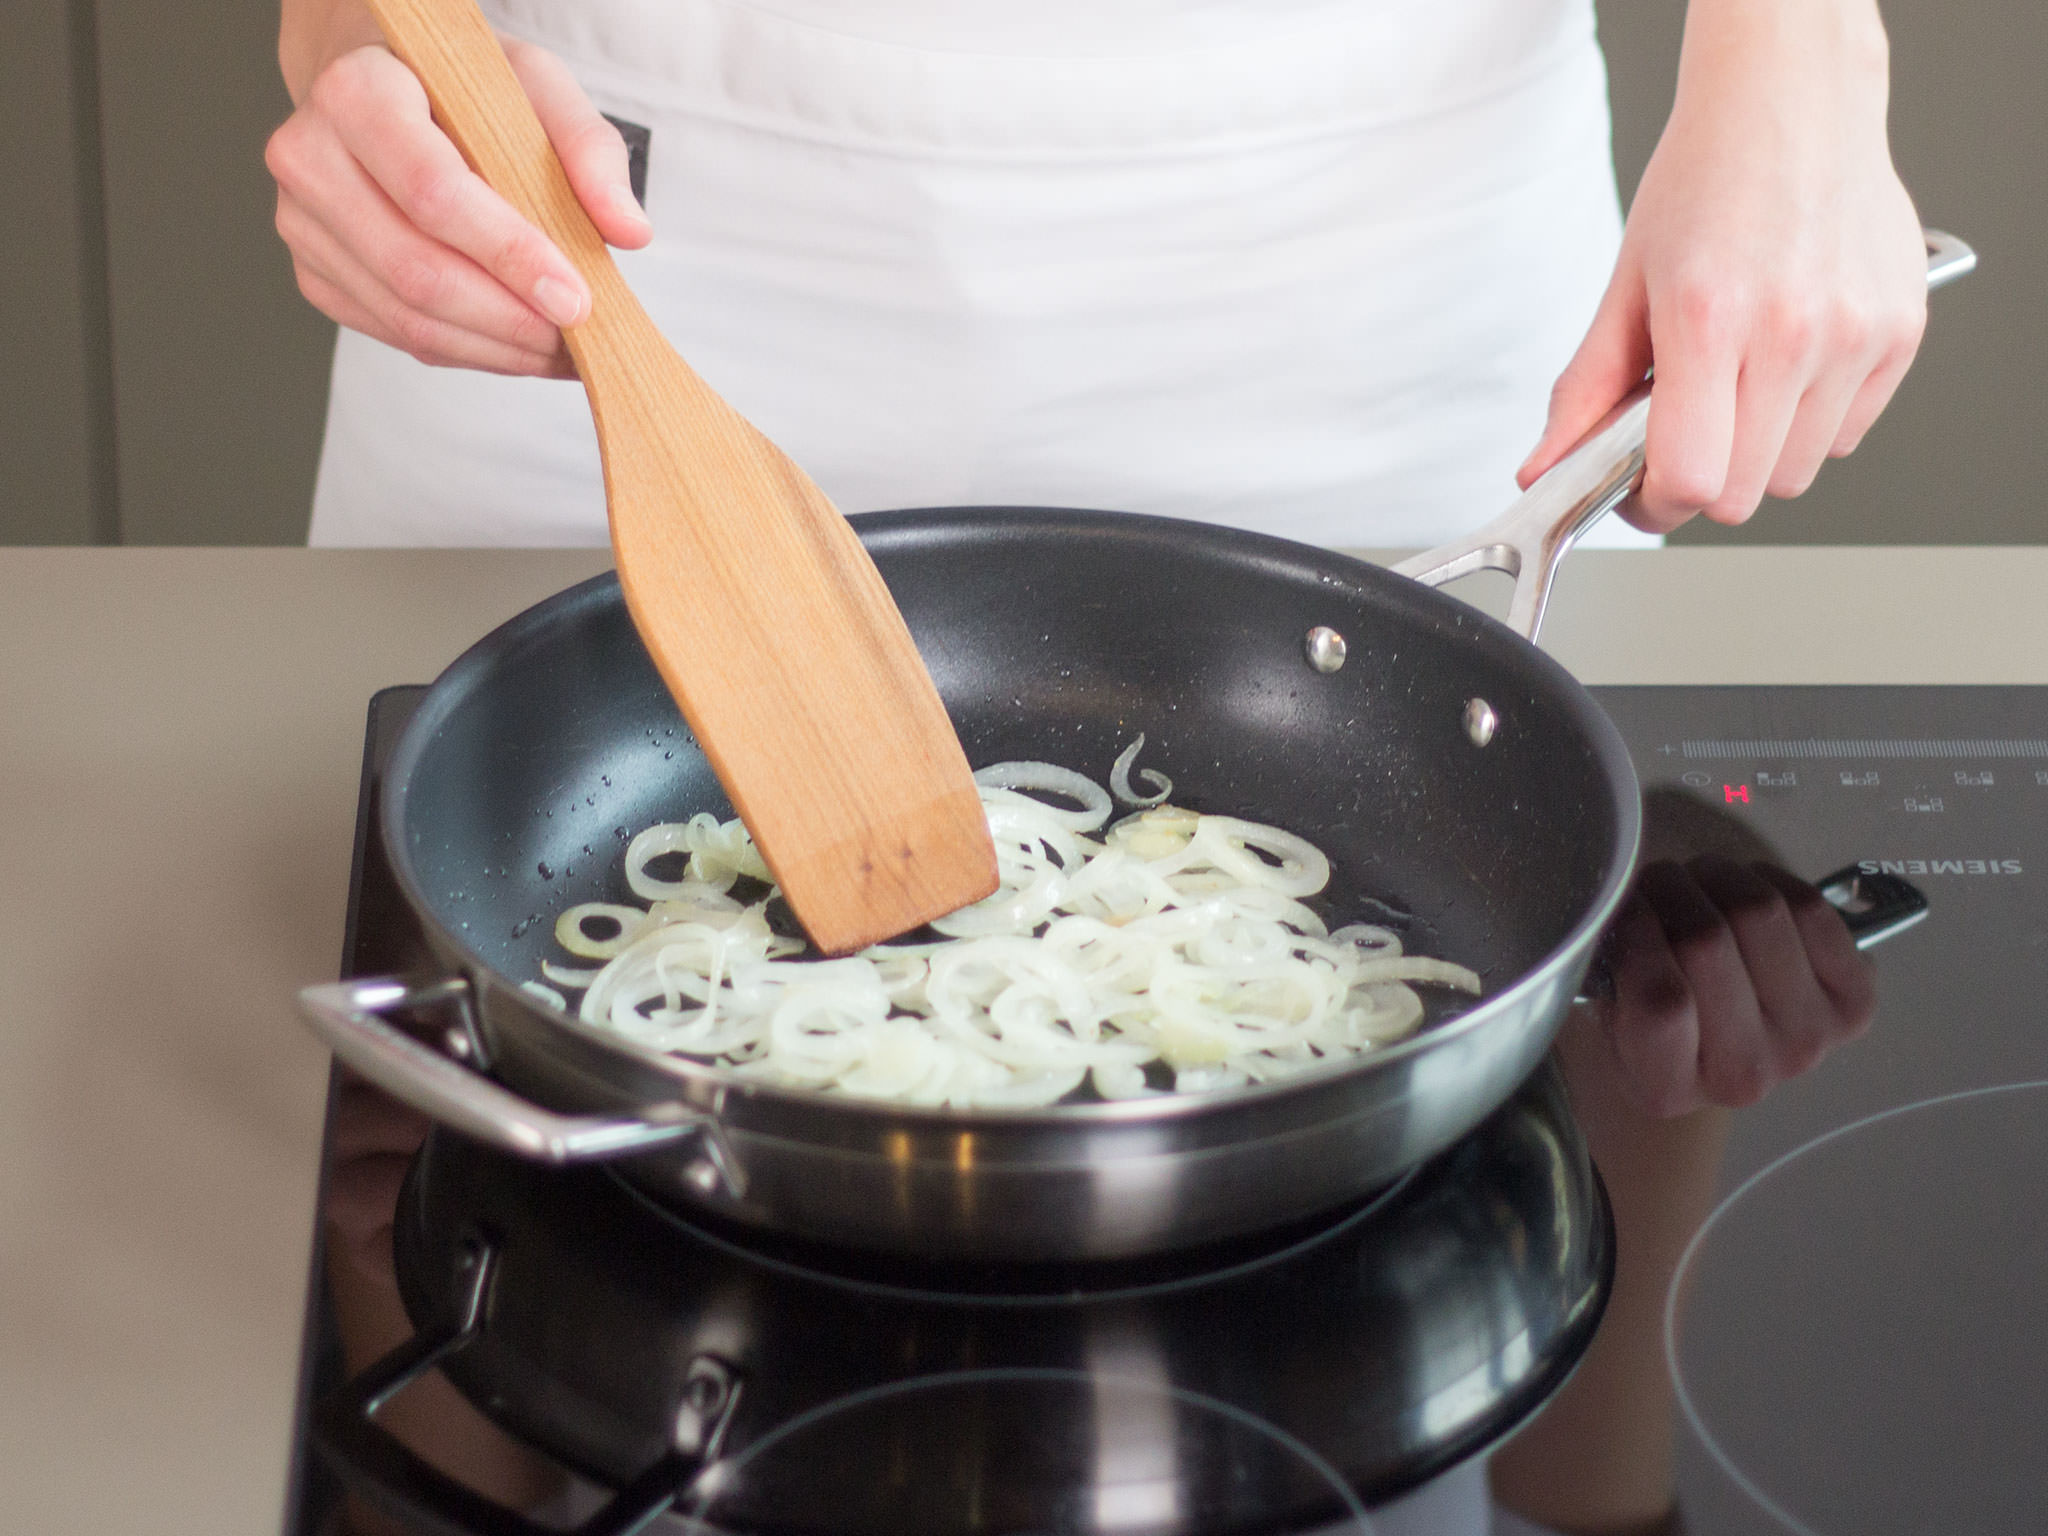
364, 0, 997, 954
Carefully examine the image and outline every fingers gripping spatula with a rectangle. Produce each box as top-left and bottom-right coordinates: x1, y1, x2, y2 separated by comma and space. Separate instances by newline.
364, 0, 998, 954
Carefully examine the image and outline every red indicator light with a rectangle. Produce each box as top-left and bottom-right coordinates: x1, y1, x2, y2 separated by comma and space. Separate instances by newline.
1724, 784, 1750, 804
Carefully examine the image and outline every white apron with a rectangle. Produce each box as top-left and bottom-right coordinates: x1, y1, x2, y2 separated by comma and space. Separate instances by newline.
313, 11, 1612, 1524
308, 0, 1656, 552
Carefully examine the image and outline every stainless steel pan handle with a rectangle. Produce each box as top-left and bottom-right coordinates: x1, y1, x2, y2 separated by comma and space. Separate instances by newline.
298, 975, 747, 1194
1394, 229, 1976, 642
1923, 228, 1977, 290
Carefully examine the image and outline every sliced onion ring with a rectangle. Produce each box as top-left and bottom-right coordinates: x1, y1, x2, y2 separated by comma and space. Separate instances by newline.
972, 762, 1112, 831
1110, 734, 1172, 807
554, 902, 652, 959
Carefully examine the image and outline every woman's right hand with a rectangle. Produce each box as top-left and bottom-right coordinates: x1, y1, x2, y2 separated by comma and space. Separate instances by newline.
266, 2, 652, 377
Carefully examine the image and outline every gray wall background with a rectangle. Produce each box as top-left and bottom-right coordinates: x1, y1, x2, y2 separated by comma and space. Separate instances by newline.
3, 2, 2039, 546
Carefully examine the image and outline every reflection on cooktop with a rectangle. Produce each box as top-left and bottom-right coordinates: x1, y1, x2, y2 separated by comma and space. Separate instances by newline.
1596, 687, 2048, 1535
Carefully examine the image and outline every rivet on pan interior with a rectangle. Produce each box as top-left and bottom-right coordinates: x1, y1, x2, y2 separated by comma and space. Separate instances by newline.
1464, 698, 1499, 748
1304, 626, 1347, 673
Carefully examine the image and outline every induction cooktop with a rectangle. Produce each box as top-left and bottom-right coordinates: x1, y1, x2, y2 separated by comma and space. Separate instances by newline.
283, 685, 2048, 1536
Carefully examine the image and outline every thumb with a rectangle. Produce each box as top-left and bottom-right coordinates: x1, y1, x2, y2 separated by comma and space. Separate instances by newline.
1516, 259, 1653, 489
505, 39, 654, 251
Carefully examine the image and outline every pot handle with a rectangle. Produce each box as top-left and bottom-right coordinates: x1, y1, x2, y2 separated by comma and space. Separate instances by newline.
1393, 229, 1977, 643
297, 976, 746, 1195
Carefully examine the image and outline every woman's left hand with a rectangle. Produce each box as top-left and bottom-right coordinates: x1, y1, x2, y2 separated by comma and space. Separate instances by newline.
1518, 0, 1928, 532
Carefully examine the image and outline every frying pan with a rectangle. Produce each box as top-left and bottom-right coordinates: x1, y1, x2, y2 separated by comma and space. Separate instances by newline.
300, 234, 1973, 1261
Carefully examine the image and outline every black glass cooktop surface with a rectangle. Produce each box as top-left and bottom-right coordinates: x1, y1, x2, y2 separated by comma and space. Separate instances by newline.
285, 685, 2048, 1536
1591, 688, 2048, 1536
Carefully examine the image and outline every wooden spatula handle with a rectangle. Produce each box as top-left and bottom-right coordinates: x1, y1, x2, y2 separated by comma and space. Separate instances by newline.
361, 0, 642, 354
361, 0, 1000, 956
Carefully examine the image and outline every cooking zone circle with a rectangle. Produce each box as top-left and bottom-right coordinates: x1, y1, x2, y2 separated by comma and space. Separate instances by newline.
1667, 1081, 2048, 1535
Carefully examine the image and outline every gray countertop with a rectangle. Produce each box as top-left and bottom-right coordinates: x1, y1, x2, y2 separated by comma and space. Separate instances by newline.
3, 546, 2045, 1536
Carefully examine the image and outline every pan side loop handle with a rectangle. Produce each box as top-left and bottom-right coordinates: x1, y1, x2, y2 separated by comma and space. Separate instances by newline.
297, 976, 746, 1194
1393, 229, 1977, 644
